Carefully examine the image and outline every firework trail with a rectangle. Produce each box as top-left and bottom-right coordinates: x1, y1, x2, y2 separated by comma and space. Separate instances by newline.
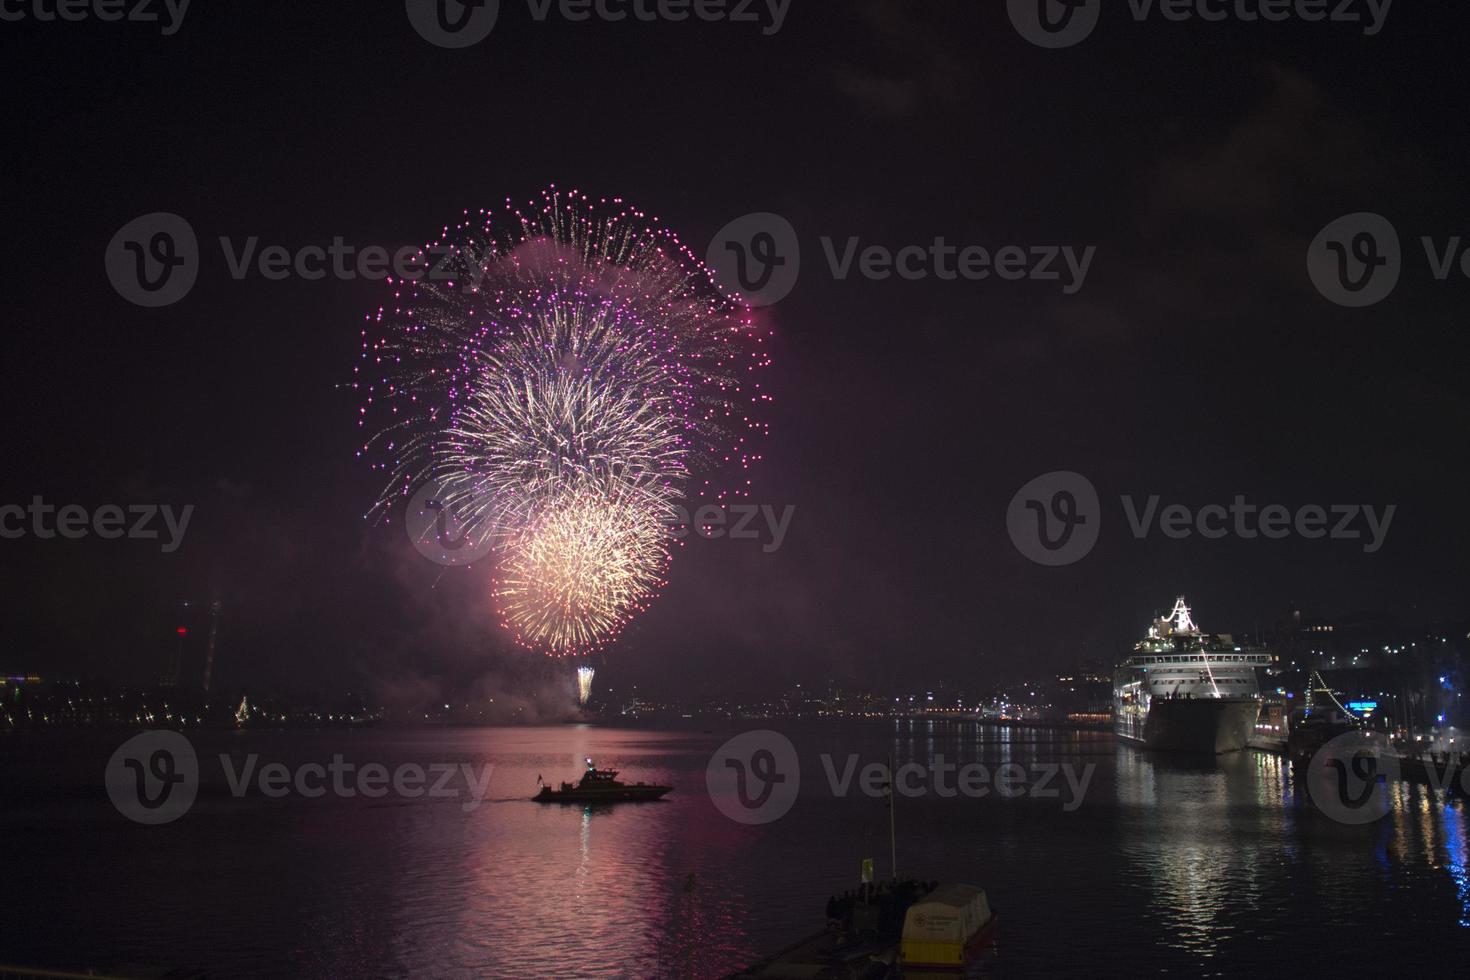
576, 665, 596, 707
356, 188, 771, 656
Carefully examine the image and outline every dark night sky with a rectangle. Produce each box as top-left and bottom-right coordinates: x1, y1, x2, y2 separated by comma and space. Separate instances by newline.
3, 2, 1468, 702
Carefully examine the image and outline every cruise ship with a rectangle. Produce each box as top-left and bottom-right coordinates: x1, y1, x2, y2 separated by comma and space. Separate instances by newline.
1113, 597, 1270, 753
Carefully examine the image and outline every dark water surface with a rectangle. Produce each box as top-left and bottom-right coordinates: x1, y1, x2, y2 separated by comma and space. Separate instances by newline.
3, 722, 1467, 977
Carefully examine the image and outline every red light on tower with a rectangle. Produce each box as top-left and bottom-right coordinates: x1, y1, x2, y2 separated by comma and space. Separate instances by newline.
176, 627, 188, 636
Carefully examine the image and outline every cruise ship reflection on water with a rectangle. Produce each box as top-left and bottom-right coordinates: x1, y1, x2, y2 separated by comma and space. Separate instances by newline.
1116, 745, 1470, 956
1114, 749, 1275, 956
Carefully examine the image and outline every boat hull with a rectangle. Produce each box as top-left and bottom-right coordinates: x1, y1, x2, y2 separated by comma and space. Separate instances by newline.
901, 912, 998, 970
1122, 698, 1261, 754
1287, 721, 1358, 765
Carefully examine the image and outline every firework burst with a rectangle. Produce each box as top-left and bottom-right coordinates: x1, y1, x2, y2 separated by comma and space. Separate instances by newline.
436, 291, 689, 541
356, 187, 771, 656
357, 187, 770, 518
492, 480, 672, 655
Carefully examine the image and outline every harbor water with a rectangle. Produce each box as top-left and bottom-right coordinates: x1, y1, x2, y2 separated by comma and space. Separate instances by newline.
3, 722, 1467, 977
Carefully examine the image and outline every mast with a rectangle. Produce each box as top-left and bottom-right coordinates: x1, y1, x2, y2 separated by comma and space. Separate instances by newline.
888, 752, 898, 880
1168, 596, 1198, 635
1308, 670, 1356, 720
202, 598, 222, 692
170, 599, 189, 688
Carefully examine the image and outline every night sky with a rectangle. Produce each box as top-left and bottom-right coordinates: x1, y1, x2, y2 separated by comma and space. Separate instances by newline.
3, 1, 1468, 703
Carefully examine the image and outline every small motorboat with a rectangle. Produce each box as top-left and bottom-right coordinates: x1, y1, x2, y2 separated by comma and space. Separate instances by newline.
533, 758, 672, 803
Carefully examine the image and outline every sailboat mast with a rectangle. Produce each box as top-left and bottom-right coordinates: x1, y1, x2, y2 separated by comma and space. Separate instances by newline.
888, 752, 897, 880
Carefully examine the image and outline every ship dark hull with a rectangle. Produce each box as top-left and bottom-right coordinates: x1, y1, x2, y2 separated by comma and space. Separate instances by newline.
1121, 698, 1260, 754
533, 786, 671, 803
1286, 720, 1359, 766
